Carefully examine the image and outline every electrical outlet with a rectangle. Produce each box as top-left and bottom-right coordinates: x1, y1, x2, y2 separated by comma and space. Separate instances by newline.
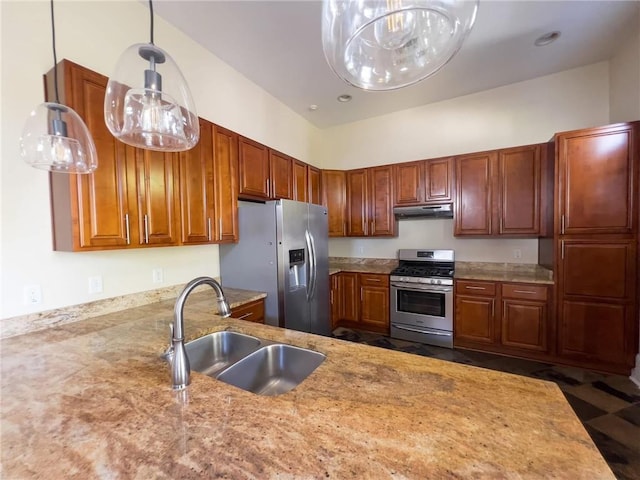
513, 249, 522, 259
358, 246, 365, 255
88, 276, 103, 294
152, 268, 164, 284
23, 284, 42, 306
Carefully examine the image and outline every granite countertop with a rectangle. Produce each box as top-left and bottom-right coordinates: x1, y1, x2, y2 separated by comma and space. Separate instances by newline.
329, 258, 397, 275
454, 262, 554, 285
1, 292, 610, 478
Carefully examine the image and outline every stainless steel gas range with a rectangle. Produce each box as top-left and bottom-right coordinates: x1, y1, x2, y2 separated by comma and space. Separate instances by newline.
389, 249, 454, 348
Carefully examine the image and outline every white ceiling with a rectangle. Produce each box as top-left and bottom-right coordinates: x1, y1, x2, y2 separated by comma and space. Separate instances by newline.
153, 0, 640, 129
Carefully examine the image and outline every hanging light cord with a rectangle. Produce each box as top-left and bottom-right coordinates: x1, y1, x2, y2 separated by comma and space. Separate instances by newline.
50, 0, 60, 104
149, 0, 154, 45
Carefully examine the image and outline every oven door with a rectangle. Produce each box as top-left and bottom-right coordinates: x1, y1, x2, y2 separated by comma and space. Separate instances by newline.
390, 282, 453, 332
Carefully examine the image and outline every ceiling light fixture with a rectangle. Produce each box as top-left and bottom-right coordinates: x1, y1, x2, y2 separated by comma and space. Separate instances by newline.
337, 94, 352, 103
104, 0, 199, 152
534, 31, 561, 47
309, 104, 319, 111
322, 0, 479, 91
19, 0, 98, 174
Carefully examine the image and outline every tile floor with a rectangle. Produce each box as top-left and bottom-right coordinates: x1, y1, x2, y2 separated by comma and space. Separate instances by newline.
332, 327, 640, 480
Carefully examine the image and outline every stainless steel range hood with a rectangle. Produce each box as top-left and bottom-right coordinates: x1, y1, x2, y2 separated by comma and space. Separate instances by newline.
393, 203, 454, 219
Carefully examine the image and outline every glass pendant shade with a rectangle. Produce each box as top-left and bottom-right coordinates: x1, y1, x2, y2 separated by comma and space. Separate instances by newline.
105, 43, 199, 152
20, 102, 98, 174
322, 0, 479, 90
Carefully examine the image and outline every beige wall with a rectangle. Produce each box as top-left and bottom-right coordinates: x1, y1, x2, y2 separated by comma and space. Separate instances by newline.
0, 1, 318, 319
321, 63, 611, 261
609, 21, 640, 123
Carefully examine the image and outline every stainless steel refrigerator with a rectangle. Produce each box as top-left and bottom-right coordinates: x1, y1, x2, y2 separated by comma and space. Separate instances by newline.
219, 200, 331, 336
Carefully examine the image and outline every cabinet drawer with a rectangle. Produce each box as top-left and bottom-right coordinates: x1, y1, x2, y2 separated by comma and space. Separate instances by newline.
359, 274, 390, 287
230, 299, 264, 323
501, 283, 548, 301
455, 280, 496, 296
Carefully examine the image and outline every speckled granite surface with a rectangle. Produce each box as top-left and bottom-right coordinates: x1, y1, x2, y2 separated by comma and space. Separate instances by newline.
0, 283, 264, 340
0, 293, 611, 478
455, 262, 554, 284
329, 257, 397, 275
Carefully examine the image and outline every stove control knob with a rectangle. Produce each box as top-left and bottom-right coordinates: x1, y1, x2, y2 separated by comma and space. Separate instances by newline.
437, 279, 442, 285
430, 279, 436, 284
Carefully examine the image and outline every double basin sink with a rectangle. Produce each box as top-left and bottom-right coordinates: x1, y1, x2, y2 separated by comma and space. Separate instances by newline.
184, 331, 325, 396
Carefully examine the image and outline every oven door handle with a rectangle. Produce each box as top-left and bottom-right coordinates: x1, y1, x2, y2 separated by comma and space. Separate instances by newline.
391, 283, 452, 293
392, 324, 453, 336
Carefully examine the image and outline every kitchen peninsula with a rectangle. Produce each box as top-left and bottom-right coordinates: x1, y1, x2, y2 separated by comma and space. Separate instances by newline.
1, 292, 612, 478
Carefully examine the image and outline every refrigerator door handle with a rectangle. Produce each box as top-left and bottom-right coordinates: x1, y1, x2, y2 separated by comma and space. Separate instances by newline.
309, 231, 317, 300
304, 230, 313, 301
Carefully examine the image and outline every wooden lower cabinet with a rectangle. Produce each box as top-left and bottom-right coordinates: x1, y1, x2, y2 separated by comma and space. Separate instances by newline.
454, 280, 552, 360
332, 272, 389, 334
230, 299, 265, 323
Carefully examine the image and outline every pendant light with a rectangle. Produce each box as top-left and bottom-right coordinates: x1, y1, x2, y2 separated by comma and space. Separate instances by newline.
104, 0, 199, 152
19, 0, 98, 174
322, 0, 479, 91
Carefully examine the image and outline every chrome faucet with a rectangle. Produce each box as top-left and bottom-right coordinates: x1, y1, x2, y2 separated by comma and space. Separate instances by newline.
168, 276, 231, 390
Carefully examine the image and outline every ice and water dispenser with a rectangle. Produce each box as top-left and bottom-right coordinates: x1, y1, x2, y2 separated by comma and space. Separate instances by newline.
288, 248, 307, 291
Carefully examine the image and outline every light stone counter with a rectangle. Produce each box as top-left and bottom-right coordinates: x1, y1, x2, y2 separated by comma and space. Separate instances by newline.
329, 257, 397, 275
455, 261, 555, 285
0, 292, 611, 479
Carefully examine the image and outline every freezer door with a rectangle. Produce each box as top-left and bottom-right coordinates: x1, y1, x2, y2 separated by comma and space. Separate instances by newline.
219, 202, 280, 327
307, 203, 331, 336
278, 200, 312, 333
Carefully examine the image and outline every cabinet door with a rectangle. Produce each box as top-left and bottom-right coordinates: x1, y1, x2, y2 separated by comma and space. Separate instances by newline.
48, 60, 131, 251
368, 165, 396, 236
394, 161, 424, 206
330, 274, 341, 329
135, 149, 180, 246
238, 137, 269, 200
454, 152, 496, 235
322, 170, 347, 237
230, 299, 264, 323
292, 159, 308, 202
213, 125, 239, 243
360, 285, 390, 331
308, 165, 321, 205
560, 240, 636, 300
425, 157, 453, 203
269, 150, 293, 199
346, 169, 368, 236
338, 272, 359, 322
558, 123, 636, 234
454, 295, 495, 344
498, 145, 540, 235
501, 299, 548, 352
178, 118, 214, 245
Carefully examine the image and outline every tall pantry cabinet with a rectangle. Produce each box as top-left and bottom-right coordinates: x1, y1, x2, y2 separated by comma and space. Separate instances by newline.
552, 122, 639, 374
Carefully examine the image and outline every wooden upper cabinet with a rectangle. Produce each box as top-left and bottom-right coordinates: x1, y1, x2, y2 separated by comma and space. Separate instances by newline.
394, 157, 453, 206
269, 150, 293, 200
292, 159, 308, 202
47, 60, 133, 251
368, 165, 396, 236
498, 144, 541, 235
212, 124, 239, 243
308, 165, 321, 205
322, 170, 347, 237
346, 169, 369, 236
455, 151, 496, 235
425, 157, 453, 203
394, 160, 423, 205
178, 118, 215, 245
238, 137, 269, 200
557, 123, 636, 235
134, 149, 180, 246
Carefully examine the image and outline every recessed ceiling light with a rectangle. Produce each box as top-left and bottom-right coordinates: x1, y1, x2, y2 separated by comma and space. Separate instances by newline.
308, 104, 318, 111
337, 94, 352, 103
534, 31, 561, 47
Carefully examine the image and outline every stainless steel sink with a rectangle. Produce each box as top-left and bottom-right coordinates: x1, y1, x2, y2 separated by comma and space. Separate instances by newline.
185, 331, 261, 377
216, 344, 326, 396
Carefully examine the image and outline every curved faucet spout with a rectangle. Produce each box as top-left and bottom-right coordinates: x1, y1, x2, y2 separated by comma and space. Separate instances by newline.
170, 276, 231, 390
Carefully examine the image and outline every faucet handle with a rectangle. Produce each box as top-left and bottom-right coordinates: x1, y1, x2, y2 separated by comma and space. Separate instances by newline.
162, 323, 175, 360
